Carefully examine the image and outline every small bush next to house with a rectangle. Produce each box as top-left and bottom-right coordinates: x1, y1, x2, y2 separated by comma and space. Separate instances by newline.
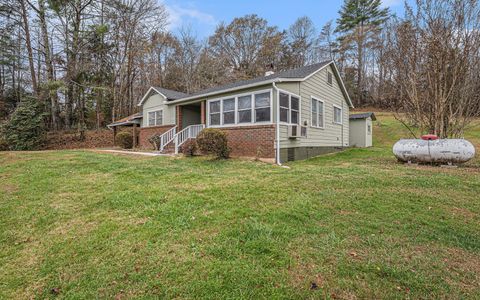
181, 139, 197, 157
196, 128, 230, 158
149, 135, 161, 150
115, 131, 133, 149
1, 97, 46, 150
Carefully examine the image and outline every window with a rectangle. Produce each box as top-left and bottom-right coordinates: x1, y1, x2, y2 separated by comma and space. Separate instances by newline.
311, 98, 324, 128
222, 98, 235, 124
148, 112, 155, 126
327, 71, 333, 85
238, 95, 252, 123
148, 110, 163, 126
279, 92, 300, 124
254, 92, 271, 122
368, 124, 371, 134
207, 90, 271, 126
209, 100, 221, 125
333, 105, 342, 124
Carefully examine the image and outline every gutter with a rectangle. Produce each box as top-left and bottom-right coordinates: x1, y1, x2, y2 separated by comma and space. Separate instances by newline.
272, 82, 282, 166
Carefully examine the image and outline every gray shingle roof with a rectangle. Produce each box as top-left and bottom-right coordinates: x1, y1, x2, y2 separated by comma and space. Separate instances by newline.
349, 112, 376, 121
186, 60, 332, 98
153, 87, 189, 100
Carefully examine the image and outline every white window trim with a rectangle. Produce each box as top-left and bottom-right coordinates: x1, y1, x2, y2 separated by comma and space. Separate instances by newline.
206, 89, 273, 128
310, 96, 325, 129
333, 104, 343, 125
277, 89, 301, 125
146, 109, 163, 127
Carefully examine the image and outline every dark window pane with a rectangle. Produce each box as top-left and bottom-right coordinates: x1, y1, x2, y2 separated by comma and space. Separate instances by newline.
223, 98, 235, 111
255, 92, 270, 108
223, 111, 235, 124
238, 96, 251, 109
311, 99, 317, 113
318, 101, 323, 113
280, 93, 289, 108
156, 111, 163, 125
238, 110, 252, 123
328, 72, 333, 84
148, 112, 155, 126
280, 107, 288, 122
291, 97, 299, 110
255, 107, 270, 122
312, 111, 317, 127
210, 113, 220, 125
209, 101, 220, 113
291, 111, 299, 124
319, 113, 324, 127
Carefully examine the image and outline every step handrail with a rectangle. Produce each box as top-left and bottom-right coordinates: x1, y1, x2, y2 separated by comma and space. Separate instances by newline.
159, 126, 177, 151
174, 124, 205, 154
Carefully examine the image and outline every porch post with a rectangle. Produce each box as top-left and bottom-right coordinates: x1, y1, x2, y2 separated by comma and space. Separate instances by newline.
200, 101, 206, 125
132, 123, 137, 148
176, 105, 182, 131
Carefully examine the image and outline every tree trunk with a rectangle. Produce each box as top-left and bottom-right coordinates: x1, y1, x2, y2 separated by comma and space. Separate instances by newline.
38, 0, 60, 131
19, 0, 38, 96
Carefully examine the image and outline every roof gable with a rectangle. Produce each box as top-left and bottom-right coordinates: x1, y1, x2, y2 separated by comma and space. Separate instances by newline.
137, 87, 189, 106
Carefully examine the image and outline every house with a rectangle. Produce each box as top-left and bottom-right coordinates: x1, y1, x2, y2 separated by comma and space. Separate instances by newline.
349, 112, 376, 148
109, 60, 364, 163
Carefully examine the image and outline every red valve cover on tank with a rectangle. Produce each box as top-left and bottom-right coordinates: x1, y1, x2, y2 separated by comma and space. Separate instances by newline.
421, 134, 438, 140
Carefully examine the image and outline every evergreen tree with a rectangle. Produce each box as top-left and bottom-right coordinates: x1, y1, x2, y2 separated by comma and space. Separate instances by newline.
1, 97, 46, 150
336, 0, 389, 106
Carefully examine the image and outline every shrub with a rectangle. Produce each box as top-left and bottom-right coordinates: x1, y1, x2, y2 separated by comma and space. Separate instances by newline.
149, 135, 161, 150
0, 135, 8, 151
115, 131, 133, 149
181, 139, 197, 157
2, 97, 46, 150
196, 128, 230, 158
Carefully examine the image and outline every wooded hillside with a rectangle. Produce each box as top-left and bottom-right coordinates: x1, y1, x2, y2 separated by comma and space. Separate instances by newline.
0, 0, 479, 144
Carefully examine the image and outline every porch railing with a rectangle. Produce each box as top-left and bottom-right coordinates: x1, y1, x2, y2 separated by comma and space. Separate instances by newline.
174, 124, 205, 154
159, 126, 177, 151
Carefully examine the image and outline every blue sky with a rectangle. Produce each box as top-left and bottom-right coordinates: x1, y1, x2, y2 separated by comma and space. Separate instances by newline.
162, 0, 408, 40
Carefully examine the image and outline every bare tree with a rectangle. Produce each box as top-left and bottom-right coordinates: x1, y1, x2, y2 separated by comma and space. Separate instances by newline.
288, 16, 318, 67
387, 0, 480, 137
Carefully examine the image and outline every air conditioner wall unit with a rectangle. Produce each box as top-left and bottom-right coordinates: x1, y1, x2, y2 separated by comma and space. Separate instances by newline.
288, 125, 307, 138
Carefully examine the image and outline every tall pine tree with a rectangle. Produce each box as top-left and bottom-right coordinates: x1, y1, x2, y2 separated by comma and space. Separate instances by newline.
336, 0, 389, 106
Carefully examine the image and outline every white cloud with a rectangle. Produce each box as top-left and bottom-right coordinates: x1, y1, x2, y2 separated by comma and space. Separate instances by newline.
381, 0, 402, 7
165, 4, 216, 30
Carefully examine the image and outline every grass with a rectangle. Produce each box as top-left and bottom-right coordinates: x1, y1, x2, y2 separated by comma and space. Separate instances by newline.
1, 113, 479, 299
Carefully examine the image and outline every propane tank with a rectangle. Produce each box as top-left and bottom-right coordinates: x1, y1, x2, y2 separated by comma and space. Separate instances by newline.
393, 138, 476, 164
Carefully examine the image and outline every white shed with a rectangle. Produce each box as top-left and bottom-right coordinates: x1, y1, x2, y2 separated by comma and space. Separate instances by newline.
349, 112, 376, 148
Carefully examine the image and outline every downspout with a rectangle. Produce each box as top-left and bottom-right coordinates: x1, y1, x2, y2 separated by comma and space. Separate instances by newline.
272, 82, 282, 165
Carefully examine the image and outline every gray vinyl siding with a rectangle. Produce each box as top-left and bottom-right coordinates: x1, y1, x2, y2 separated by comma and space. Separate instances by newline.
141, 93, 176, 127
276, 65, 349, 148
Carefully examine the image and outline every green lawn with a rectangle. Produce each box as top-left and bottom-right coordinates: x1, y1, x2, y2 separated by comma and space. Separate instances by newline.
1, 113, 479, 299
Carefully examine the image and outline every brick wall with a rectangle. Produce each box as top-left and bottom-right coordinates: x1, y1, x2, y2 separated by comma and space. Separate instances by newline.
220, 125, 276, 158
139, 125, 175, 149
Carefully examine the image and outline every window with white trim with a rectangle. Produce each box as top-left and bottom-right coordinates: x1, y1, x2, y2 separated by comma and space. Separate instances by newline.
333, 105, 342, 124
209, 100, 221, 125
311, 98, 324, 128
237, 95, 252, 123
207, 90, 271, 126
254, 92, 271, 122
222, 98, 235, 124
148, 110, 163, 126
279, 92, 300, 124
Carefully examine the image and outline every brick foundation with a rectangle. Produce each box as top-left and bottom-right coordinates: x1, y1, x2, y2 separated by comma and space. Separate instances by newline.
139, 125, 175, 149
219, 125, 276, 158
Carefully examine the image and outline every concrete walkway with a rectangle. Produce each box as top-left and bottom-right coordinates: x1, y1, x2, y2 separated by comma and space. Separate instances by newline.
96, 149, 171, 157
